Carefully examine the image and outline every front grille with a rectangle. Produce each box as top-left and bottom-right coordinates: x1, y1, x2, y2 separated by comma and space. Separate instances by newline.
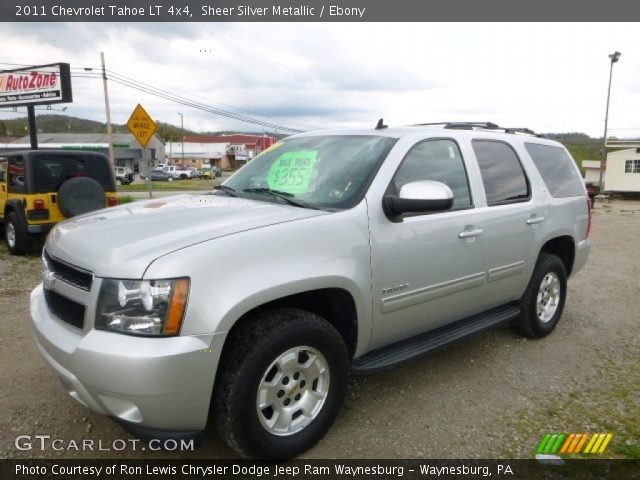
44, 289, 85, 329
44, 250, 93, 291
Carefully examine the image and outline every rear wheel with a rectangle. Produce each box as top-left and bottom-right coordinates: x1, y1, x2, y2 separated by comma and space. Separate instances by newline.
513, 253, 567, 338
4, 212, 32, 255
213, 308, 349, 458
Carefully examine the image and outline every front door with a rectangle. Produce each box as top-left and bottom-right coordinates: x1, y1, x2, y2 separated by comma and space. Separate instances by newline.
369, 138, 488, 350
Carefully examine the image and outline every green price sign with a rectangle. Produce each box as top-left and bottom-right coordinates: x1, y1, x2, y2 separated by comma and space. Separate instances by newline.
267, 150, 318, 194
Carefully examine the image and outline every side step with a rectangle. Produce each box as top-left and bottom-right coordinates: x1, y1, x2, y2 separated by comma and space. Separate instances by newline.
351, 303, 520, 375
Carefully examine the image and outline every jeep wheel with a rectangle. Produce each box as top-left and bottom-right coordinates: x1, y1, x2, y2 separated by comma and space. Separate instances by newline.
513, 253, 567, 338
5, 212, 32, 255
214, 308, 349, 458
58, 177, 106, 217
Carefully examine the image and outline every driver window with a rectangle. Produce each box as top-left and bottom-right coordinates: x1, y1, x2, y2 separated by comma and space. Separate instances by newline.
393, 139, 472, 209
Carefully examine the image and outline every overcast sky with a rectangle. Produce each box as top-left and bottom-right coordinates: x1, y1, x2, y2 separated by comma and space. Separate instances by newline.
1, 22, 639, 137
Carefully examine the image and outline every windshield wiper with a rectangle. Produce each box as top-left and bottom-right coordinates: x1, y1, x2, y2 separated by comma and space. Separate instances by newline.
213, 185, 238, 197
242, 188, 319, 210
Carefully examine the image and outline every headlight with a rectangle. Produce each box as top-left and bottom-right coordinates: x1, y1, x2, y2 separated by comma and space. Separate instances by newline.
96, 278, 189, 336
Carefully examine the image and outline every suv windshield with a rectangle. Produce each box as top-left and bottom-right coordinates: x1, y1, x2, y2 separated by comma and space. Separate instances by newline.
221, 135, 396, 210
32, 154, 114, 193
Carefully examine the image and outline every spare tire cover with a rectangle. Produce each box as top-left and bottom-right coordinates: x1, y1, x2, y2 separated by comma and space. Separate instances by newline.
57, 177, 106, 217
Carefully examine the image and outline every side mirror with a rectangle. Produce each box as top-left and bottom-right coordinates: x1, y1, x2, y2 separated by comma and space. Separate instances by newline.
384, 180, 454, 221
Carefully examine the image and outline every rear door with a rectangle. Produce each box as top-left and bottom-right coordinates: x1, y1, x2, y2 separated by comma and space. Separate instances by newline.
471, 139, 546, 306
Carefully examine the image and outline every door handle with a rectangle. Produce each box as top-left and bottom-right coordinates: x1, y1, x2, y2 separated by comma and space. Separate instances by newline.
458, 228, 484, 238
526, 216, 545, 225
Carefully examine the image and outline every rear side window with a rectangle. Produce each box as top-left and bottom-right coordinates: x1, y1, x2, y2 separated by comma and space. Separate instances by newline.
32, 154, 114, 193
8, 156, 26, 193
525, 143, 585, 197
472, 140, 529, 206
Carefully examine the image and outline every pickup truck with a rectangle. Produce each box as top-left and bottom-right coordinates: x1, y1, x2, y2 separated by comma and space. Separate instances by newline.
163, 165, 194, 179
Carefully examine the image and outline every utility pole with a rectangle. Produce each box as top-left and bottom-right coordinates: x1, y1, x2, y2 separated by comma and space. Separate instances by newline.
599, 51, 621, 192
178, 112, 184, 163
101, 52, 115, 169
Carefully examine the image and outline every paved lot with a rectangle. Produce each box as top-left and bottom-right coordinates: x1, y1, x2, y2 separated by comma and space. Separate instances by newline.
0, 200, 638, 459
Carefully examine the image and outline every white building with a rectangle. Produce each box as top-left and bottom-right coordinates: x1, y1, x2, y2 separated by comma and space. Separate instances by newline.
605, 148, 640, 192
582, 160, 602, 184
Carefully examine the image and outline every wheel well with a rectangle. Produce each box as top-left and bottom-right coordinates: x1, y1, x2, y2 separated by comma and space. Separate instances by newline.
540, 236, 575, 276
228, 288, 358, 359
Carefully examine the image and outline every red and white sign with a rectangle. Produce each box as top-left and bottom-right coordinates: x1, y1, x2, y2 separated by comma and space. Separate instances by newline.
0, 63, 72, 106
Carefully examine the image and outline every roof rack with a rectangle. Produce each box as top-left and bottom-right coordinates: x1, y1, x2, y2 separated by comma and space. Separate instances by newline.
410, 122, 544, 138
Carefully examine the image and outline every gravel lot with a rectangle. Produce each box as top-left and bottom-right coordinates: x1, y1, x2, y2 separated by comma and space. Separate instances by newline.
1, 200, 638, 460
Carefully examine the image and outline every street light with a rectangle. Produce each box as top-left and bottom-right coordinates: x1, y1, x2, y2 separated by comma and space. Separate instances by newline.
598, 51, 621, 192
178, 112, 184, 163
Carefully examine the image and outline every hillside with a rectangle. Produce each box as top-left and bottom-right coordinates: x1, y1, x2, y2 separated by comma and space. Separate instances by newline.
0, 114, 287, 142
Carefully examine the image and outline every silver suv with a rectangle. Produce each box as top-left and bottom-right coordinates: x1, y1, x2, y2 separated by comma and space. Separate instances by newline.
30, 122, 591, 458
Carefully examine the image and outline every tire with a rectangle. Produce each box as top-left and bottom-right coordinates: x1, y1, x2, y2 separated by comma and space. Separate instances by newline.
4, 211, 32, 255
167, 176, 174, 182
180, 174, 187, 179
213, 308, 349, 459
513, 253, 567, 338
58, 177, 106, 217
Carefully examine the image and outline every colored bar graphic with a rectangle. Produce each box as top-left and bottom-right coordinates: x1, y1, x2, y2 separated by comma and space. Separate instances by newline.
539, 433, 613, 455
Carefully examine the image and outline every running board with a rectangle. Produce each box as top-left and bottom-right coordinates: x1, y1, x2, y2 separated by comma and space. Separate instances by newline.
352, 303, 520, 375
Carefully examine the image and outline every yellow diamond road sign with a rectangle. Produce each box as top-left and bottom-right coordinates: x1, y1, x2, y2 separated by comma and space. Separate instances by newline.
127, 104, 157, 147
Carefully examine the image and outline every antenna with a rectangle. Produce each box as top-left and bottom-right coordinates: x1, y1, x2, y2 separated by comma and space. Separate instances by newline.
375, 118, 388, 130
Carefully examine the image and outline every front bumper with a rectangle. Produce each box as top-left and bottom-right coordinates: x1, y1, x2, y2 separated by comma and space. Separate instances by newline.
30, 284, 226, 431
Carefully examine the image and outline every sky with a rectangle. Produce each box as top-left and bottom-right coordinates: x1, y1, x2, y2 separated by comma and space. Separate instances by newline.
1, 22, 640, 138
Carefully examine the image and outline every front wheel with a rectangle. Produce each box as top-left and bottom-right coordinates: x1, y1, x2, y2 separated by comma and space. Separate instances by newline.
213, 308, 349, 459
513, 253, 567, 338
167, 176, 174, 182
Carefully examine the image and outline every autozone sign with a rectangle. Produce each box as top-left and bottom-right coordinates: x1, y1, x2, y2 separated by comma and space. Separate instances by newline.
0, 63, 72, 106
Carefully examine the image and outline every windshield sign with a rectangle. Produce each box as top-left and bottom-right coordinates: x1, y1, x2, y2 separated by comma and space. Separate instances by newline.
222, 135, 396, 210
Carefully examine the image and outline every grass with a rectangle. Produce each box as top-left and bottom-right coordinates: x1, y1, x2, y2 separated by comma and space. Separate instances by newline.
117, 178, 215, 192
117, 195, 136, 204
500, 346, 640, 459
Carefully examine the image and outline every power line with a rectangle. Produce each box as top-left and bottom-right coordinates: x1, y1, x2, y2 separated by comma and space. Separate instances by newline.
1, 61, 306, 133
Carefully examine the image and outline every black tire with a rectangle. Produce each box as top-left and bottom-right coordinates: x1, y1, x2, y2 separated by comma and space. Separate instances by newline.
213, 308, 349, 459
513, 253, 567, 338
57, 177, 106, 217
4, 211, 32, 255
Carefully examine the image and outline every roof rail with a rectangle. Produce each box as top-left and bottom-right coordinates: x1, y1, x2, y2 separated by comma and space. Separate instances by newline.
410, 122, 544, 137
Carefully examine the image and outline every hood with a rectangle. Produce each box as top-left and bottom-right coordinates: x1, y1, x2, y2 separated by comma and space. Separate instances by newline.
45, 194, 326, 278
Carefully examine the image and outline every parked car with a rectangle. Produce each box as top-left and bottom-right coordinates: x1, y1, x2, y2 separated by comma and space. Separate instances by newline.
30, 122, 590, 458
0, 150, 117, 254
198, 166, 221, 179
114, 166, 134, 185
149, 169, 175, 182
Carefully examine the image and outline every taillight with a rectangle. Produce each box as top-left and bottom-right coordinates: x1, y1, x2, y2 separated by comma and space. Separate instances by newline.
586, 197, 592, 238
107, 196, 119, 207
34, 199, 45, 210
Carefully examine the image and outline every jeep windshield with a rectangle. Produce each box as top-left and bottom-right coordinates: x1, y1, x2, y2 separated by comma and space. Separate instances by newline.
219, 135, 396, 210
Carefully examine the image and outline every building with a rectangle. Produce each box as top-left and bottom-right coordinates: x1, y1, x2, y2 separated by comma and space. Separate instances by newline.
582, 160, 602, 185
168, 134, 277, 170
604, 148, 640, 193
0, 133, 166, 172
